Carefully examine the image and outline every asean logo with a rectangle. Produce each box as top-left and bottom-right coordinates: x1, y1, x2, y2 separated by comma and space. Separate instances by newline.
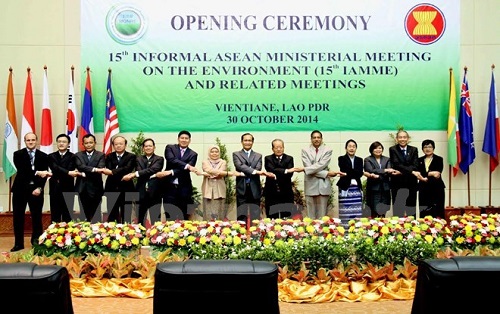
404, 4, 445, 45
106, 4, 147, 45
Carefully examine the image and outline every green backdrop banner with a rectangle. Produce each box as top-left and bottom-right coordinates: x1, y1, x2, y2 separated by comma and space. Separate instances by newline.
81, 0, 460, 133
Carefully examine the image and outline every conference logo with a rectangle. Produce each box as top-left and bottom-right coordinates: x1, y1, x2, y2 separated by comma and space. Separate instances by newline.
106, 4, 147, 45
404, 3, 445, 45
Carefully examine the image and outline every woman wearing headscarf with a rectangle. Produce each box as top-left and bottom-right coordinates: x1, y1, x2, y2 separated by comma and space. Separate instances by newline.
201, 145, 231, 220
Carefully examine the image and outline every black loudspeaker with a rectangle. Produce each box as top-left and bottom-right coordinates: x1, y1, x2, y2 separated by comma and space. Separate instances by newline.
0, 262, 73, 314
154, 259, 280, 314
411, 256, 500, 314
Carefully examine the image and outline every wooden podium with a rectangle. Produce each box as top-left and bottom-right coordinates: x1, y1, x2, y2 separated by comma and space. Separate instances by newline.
0, 212, 52, 236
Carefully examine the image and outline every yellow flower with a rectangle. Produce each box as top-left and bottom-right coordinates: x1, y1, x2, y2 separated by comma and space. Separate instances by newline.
424, 235, 433, 243
187, 235, 196, 243
44, 239, 53, 247
474, 234, 482, 243
131, 237, 139, 245
322, 226, 330, 233
306, 225, 315, 234
263, 238, 271, 246
78, 242, 87, 249
267, 231, 276, 238
111, 240, 120, 250
119, 237, 126, 244
224, 237, 233, 244
178, 238, 187, 246
103, 238, 110, 246
455, 236, 465, 244
199, 237, 207, 244
150, 229, 157, 236
380, 226, 389, 235
222, 227, 231, 235
233, 236, 242, 245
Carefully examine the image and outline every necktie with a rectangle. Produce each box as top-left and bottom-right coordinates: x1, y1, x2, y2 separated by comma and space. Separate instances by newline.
315, 147, 319, 154
87, 153, 92, 161
29, 150, 35, 167
180, 149, 185, 158
117, 155, 121, 163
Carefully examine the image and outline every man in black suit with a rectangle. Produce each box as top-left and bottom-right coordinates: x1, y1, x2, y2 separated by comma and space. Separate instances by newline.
389, 130, 419, 217
47, 133, 79, 223
162, 130, 198, 220
124, 138, 166, 226
11, 132, 50, 252
74, 134, 105, 223
233, 133, 266, 222
102, 135, 136, 223
263, 139, 303, 219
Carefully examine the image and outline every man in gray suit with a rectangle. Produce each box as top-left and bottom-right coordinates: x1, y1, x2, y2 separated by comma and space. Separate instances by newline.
299, 130, 341, 219
233, 133, 266, 222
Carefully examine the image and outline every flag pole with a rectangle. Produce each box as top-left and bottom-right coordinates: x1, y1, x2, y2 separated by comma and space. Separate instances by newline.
466, 173, 471, 207
488, 171, 492, 207
8, 177, 12, 212
448, 165, 452, 207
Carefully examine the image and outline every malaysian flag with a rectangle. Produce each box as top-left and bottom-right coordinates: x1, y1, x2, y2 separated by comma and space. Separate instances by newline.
103, 69, 120, 155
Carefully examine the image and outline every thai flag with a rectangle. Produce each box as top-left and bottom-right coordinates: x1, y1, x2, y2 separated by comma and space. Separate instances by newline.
79, 69, 94, 151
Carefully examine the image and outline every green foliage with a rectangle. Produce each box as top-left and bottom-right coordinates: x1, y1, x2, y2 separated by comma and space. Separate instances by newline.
130, 130, 146, 156
389, 124, 411, 144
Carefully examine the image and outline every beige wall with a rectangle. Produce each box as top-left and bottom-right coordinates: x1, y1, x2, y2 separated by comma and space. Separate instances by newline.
0, 0, 499, 216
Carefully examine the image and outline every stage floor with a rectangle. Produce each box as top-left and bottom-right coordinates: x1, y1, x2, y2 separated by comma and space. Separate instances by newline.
0, 235, 413, 313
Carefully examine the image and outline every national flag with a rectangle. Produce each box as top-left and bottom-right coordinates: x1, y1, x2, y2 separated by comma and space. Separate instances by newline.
79, 68, 94, 151
40, 67, 53, 154
66, 70, 78, 153
482, 68, 500, 172
447, 68, 461, 176
3, 68, 19, 181
21, 68, 35, 148
103, 70, 120, 154
458, 68, 475, 174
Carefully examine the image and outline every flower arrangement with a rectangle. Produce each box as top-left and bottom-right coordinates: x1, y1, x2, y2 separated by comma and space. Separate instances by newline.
34, 221, 148, 257
20, 213, 500, 275
146, 220, 248, 255
446, 213, 500, 250
248, 216, 346, 245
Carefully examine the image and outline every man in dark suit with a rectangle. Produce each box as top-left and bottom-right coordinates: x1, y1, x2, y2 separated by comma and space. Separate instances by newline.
74, 134, 105, 223
162, 130, 198, 220
263, 139, 303, 219
11, 132, 50, 252
389, 130, 419, 217
233, 133, 266, 222
124, 138, 166, 226
102, 135, 136, 223
47, 133, 79, 223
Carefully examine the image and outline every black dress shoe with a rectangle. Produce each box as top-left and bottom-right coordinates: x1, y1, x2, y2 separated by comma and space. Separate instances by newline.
10, 245, 24, 252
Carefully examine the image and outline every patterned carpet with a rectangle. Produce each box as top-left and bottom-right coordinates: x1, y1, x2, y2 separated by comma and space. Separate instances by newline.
0, 236, 413, 313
